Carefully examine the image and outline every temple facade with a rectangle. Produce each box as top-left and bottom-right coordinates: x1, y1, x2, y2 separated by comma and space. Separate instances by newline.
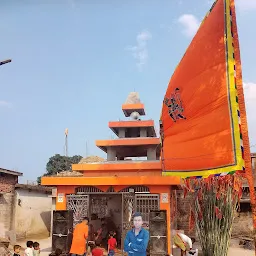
42, 93, 180, 255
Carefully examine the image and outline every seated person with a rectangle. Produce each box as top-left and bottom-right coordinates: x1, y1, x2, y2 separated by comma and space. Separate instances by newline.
173, 232, 195, 256
92, 241, 103, 256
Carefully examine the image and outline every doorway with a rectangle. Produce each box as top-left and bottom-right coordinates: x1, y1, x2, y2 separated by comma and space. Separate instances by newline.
66, 189, 161, 254
89, 193, 122, 248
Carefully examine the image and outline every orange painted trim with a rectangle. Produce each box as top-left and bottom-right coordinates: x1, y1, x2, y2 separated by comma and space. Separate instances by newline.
96, 138, 160, 147
72, 161, 161, 171
41, 175, 181, 186
108, 120, 154, 128
122, 103, 144, 110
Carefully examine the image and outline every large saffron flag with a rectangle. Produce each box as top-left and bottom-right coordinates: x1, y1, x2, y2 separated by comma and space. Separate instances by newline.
160, 0, 251, 178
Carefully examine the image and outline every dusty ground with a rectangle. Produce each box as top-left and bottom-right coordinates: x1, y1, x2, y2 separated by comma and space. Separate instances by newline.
228, 247, 254, 256
3, 237, 253, 256
233, 212, 253, 238
11, 238, 255, 256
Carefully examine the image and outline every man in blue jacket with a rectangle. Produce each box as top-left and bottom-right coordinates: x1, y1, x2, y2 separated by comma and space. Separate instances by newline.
124, 212, 149, 256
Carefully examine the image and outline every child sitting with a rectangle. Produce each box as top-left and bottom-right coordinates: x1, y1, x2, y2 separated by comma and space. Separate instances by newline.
13, 245, 21, 256
24, 241, 33, 256
33, 242, 40, 256
107, 231, 117, 256
92, 241, 103, 256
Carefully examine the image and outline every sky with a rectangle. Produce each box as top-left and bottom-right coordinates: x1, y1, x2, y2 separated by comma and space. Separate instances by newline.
0, 0, 256, 183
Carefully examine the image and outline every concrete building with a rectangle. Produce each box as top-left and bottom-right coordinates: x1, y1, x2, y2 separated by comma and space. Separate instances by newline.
0, 167, 53, 241
42, 93, 181, 255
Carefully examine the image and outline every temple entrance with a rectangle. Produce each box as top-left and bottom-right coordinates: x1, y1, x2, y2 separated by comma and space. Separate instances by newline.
89, 193, 123, 248
66, 186, 160, 254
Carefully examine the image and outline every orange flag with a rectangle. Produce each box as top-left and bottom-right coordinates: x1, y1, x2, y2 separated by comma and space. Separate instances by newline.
160, 0, 250, 178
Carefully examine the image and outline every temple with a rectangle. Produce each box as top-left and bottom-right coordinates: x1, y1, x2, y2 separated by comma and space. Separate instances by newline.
42, 92, 180, 255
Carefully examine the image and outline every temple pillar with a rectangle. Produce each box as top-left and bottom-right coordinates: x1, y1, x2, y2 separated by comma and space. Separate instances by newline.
140, 127, 147, 137
107, 148, 116, 161
118, 128, 126, 138
147, 147, 156, 160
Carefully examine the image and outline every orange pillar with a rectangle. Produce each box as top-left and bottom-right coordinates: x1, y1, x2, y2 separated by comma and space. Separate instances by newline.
56, 186, 75, 210
150, 186, 171, 255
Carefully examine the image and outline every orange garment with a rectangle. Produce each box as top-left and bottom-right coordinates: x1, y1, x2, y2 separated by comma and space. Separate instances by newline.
70, 222, 89, 255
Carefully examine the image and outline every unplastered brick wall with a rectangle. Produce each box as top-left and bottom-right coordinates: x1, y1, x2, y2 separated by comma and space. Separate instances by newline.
0, 173, 17, 236
176, 189, 196, 238
0, 173, 17, 193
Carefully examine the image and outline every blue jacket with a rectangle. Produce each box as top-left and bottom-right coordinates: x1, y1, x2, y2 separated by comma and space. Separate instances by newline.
124, 228, 149, 256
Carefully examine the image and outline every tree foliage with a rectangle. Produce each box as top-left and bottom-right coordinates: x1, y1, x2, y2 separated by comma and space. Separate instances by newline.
46, 154, 82, 175
37, 154, 83, 184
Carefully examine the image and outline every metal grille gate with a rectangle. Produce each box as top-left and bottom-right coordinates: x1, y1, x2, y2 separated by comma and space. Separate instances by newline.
67, 191, 160, 254
135, 194, 160, 226
121, 193, 160, 251
66, 195, 89, 227
121, 193, 135, 250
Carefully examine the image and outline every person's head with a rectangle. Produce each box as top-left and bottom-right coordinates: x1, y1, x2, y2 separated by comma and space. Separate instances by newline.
109, 231, 115, 238
14, 245, 21, 253
91, 213, 97, 220
82, 217, 89, 225
33, 242, 40, 250
95, 241, 101, 247
133, 212, 143, 229
26, 241, 33, 248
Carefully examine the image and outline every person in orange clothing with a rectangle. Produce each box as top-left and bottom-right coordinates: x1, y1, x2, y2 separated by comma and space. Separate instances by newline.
70, 217, 89, 256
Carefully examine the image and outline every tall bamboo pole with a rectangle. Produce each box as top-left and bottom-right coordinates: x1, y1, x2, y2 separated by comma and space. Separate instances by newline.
231, 1, 256, 254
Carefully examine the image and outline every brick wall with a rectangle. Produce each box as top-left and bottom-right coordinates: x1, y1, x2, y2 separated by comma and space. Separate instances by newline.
0, 173, 17, 193
176, 190, 253, 239
176, 190, 196, 237
0, 173, 17, 236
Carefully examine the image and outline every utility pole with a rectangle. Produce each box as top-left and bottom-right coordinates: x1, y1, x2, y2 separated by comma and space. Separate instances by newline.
64, 128, 68, 157
0, 59, 12, 66
85, 140, 89, 157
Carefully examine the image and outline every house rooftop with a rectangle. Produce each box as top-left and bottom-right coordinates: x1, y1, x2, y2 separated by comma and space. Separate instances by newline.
0, 168, 23, 176
15, 184, 52, 193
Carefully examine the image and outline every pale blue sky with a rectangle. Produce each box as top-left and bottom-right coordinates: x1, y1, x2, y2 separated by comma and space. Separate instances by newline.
1, 0, 256, 183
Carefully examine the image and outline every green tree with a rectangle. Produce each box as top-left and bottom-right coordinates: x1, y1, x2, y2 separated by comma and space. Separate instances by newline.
37, 154, 82, 184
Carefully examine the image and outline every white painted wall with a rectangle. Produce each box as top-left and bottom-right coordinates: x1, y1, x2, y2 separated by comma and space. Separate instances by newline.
14, 189, 52, 239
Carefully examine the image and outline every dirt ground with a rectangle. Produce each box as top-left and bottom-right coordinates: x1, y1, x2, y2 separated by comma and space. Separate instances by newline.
232, 212, 253, 238
228, 247, 254, 256
3, 237, 253, 256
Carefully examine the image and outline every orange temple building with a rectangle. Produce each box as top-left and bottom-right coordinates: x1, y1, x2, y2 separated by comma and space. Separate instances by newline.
42, 93, 180, 255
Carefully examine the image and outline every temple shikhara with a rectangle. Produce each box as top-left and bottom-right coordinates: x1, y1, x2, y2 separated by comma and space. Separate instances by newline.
42, 92, 180, 255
